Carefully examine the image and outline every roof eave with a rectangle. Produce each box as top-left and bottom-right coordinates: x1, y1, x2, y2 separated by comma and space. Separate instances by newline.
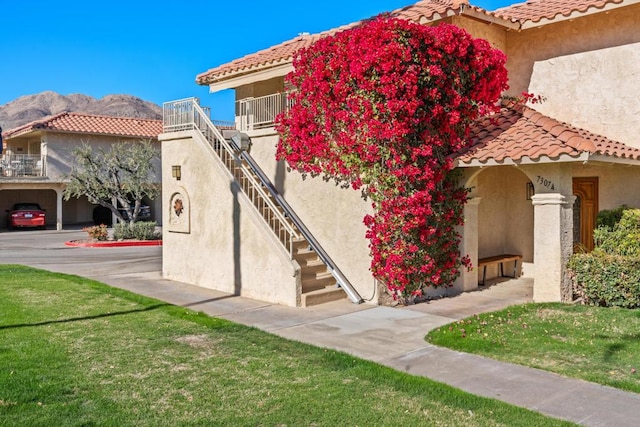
203, 63, 294, 93
518, 0, 639, 29
456, 151, 640, 168
454, 152, 591, 168
459, 6, 520, 30
417, 8, 458, 24
587, 153, 640, 166
4, 128, 42, 140
7, 128, 159, 141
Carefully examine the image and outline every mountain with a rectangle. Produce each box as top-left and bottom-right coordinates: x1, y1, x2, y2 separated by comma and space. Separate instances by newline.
0, 91, 163, 131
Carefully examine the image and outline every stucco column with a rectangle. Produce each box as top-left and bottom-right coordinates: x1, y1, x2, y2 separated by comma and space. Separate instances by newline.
55, 188, 63, 231
453, 197, 481, 292
531, 193, 575, 302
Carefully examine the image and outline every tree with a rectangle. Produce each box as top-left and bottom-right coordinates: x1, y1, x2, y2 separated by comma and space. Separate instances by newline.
64, 140, 160, 225
276, 16, 508, 302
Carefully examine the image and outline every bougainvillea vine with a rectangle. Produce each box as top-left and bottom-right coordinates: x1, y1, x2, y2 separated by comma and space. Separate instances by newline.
275, 16, 508, 302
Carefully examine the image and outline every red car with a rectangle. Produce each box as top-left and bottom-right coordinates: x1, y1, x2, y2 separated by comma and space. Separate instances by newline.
6, 203, 46, 230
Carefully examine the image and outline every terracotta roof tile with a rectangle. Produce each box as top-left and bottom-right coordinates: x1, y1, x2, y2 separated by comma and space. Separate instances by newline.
494, 0, 625, 25
196, 0, 470, 85
456, 105, 640, 165
196, 0, 632, 85
4, 112, 162, 140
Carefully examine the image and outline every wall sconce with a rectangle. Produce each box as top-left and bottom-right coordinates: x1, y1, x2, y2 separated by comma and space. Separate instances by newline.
526, 181, 535, 200
172, 165, 181, 181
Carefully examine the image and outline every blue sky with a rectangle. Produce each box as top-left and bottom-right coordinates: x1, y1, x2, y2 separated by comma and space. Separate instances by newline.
0, 0, 513, 122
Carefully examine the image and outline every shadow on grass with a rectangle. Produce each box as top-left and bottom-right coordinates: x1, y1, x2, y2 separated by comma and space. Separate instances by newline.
0, 303, 170, 330
180, 294, 238, 308
595, 332, 640, 362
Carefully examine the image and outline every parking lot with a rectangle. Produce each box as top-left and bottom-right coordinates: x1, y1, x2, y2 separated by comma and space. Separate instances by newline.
0, 227, 163, 284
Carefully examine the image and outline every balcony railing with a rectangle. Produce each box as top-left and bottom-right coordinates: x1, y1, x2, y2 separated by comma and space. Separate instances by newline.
236, 93, 292, 132
163, 98, 234, 133
1, 154, 45, 178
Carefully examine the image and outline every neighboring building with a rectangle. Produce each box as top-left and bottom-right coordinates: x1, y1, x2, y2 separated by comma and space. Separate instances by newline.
160, 0, 640, 306
1, 112, 163, 229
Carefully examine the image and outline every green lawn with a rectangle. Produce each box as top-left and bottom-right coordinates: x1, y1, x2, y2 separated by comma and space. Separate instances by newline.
426, 302, 640, 393
0, 264, 574, 426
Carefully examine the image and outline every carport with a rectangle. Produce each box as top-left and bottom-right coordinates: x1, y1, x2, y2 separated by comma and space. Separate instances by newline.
0, 184, 64, 229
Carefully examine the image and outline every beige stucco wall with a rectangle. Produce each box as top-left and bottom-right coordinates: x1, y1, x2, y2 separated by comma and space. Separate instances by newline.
453, 15, 507, 53
506, 5, 640, 147
236, 77, 286, 102
161, 130, 300, 306
475, 166, 534, 261
246, 131, 378, 303
472, 166, 534, 281
43, 132, 162, 182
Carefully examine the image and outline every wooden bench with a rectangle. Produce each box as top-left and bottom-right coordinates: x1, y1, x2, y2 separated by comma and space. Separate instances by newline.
477, 254, 522, 286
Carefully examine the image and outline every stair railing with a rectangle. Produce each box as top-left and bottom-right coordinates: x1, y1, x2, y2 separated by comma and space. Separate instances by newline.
164, 98, 300, 255
239, 151, 363, 304
163, 97, 363, 304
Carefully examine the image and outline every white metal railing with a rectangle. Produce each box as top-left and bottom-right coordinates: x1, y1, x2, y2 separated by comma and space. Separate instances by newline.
163, 98, 198, 132
163, 99, 235, 132
163, 98, 301, 255
0, 153, 45, 178
163, 97, 362, 304
236, 93, 292, 132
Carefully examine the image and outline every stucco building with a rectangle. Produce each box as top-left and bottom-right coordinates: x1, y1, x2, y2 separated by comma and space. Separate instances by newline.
1, 112, 163, 229
160, 0, 640, 306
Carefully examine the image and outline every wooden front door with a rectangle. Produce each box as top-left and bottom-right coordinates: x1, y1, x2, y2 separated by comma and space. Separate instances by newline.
573, 177, 599, 252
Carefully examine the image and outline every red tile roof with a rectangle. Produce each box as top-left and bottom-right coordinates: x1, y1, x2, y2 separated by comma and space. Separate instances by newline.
494, 0, 626, 26
196, 0, 632, 85
196, 0, 472, 85
3, 112, 163, 140
455, 105, 640, 166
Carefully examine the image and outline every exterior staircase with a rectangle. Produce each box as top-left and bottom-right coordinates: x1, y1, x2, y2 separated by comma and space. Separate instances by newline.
291, 239, 348, 306
163, 98, 362, 307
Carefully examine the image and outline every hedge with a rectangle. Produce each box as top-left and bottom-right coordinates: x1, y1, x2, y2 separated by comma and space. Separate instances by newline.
569, 207, 640, 308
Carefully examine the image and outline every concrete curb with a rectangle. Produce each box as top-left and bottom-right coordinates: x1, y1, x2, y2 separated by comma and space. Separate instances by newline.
65, 240, 163, 248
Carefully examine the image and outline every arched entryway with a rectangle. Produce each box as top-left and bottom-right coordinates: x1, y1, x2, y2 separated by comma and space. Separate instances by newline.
456, 166, 535, 292
475, 167, 535, 282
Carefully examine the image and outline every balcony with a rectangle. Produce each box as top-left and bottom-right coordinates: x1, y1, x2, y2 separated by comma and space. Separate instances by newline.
1, 154, 45, 178
163, 98, 235, 134
236, 93, 292, 132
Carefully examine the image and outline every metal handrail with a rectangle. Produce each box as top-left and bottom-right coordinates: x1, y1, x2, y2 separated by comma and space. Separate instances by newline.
236, 93, 291, 131
239, 151, 363, 304
163, 98, 301, 255
1, 153, 45, 177
163, 97, 362, 304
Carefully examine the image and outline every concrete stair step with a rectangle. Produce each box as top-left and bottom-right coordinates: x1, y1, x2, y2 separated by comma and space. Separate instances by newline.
301, 285, 347, 307
301, 272, 335, 292
296, 256, 325, 269
291, 238, 312, 254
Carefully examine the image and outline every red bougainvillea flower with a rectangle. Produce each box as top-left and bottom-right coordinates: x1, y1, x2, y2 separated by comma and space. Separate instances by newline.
276, 15, 508, 302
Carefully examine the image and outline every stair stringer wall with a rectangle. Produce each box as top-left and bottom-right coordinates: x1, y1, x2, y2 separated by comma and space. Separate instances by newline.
160, 129, 301, 307
246, 131, 379, 305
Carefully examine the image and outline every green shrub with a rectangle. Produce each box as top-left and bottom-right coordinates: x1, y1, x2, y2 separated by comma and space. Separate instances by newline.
570, 207, 640, 308
569, 253, 640, 308
596, 205, 628, 230
133, 221, 160, 240
593, 208, 640, 257
113, 221, 160, 241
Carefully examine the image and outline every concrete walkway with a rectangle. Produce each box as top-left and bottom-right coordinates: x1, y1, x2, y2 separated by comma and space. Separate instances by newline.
2, 228, 639, 426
